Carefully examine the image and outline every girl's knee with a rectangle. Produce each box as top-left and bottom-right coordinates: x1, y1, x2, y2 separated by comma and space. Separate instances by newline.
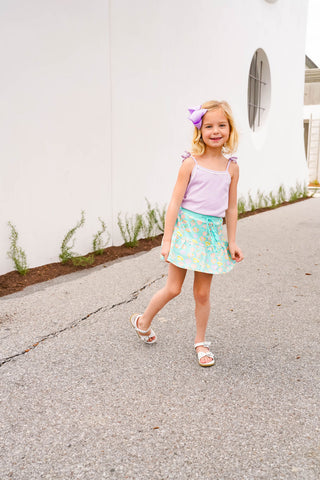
166, 284, 182, 299
193, 289, 210, 305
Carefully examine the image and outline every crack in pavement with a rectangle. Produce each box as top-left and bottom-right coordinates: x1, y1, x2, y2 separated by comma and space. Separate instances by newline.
0, 273, 166, 367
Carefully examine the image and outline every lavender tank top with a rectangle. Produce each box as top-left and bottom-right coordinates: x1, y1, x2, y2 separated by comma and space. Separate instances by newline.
181, 153, 237, 217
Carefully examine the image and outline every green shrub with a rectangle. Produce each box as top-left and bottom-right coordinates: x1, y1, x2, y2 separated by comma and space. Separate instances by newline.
237, 196, 247, 215
256, 189, 265, 209
92, 217, 110, 255
301, 182, 309, 198
7, 222, 29, 275
141, 199, 158, 239
248, 192, 257, 211
296, 182, 304, 199
276, 184, 287, 204
288, 181, 309, 201
267, 191, 277, 208
117, 212, 143, 247
154, 203, 166, 233
262, 193, 269, 208
59, 210, 85, 263
289, 187, 299, 202
237, 182, 308, 218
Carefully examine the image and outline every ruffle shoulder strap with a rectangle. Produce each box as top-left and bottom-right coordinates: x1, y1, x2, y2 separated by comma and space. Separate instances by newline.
180, 151, 191, 161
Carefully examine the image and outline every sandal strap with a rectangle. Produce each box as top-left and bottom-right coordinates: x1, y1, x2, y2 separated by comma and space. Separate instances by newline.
194, 341, 211, 349
133, 315, 151, 334
139, 328, 156, 342
136, 326, 152, 334
197, 351, 215, 360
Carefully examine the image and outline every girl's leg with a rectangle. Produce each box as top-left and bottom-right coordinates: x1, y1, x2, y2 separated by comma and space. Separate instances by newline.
137, 263, 187, 341
193, 271, 213, 365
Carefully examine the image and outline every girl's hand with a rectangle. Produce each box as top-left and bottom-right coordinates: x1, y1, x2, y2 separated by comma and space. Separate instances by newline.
229, 242, 244, 263
161, 240, 171, 263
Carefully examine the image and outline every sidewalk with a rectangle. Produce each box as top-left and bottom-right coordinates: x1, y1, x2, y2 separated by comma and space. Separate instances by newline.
0, 198, 319, 480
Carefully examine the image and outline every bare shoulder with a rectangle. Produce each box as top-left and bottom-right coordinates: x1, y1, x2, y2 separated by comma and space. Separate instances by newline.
229, 160, 239, 178
179, 156, 195, 174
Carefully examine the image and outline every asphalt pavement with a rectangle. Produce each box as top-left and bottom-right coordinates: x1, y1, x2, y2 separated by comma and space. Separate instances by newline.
0, 197, 319, 480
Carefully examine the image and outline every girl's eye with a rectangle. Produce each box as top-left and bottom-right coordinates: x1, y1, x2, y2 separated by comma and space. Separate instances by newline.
219, 124, 226, 127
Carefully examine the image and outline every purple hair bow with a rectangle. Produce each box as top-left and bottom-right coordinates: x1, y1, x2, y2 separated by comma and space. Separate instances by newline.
188, 105, 208, 129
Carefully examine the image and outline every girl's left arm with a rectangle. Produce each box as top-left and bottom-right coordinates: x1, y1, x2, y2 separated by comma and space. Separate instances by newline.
225, 163, 244, 262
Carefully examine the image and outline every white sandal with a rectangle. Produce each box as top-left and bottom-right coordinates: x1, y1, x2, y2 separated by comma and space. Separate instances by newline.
130, 314, 157, 344
194, 341, 215, 367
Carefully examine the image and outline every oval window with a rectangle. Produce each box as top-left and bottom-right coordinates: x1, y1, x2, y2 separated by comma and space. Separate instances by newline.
247, 48, 271, 132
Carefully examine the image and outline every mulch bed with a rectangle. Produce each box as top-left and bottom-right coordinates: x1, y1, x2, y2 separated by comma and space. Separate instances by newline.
0, 236, 163, 298
0, 197, 311, 298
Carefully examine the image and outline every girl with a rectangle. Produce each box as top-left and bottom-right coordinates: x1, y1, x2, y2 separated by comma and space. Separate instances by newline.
130, 100, 244, 367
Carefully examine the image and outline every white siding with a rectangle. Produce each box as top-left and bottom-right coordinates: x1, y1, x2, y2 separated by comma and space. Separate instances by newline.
308, 119, 320, 181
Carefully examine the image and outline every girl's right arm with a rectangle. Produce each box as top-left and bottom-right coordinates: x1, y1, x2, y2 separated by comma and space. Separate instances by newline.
161, 157, 194, 262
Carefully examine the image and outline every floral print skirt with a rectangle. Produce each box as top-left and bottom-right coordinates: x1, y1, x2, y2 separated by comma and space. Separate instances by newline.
164, 207, 235, 274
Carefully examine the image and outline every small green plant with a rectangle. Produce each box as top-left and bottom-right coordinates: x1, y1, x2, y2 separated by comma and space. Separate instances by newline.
7, 222, 29, 275
248, 192, 257, 211
288, 181, 309, 202
141, 199, 158, 239
237, 182, 308, 218
262, 193, 269, 208
295, 181, 304, 199
267, 190, 277, 208
256, 189, 265, 209
289, 186, 299, 202
59, 210, 85, 263
92, 217, 110, 255
276, 184, 287, 204
237, 196, 246, 215
117, 212, 143, 247
154, 203, 166, 232
71, 254, 95, 267
301, 182, 309, 198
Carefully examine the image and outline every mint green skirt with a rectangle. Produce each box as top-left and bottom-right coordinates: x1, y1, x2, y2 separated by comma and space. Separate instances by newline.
165, 208, 235, 274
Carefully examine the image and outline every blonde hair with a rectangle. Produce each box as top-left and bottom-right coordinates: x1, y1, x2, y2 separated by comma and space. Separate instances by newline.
191, 100, 238, 155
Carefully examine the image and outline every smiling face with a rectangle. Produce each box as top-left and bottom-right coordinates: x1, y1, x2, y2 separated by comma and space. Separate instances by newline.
200, 108, 230, 150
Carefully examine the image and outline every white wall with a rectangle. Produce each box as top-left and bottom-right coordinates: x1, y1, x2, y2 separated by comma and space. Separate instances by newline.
236, 0, 308, 192
0, 0, 112, 275
110, 0, 309, 227
0, 0, 309, 275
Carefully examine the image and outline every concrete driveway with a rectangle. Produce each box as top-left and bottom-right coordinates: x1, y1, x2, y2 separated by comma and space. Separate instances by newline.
0, 198, 319, 480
